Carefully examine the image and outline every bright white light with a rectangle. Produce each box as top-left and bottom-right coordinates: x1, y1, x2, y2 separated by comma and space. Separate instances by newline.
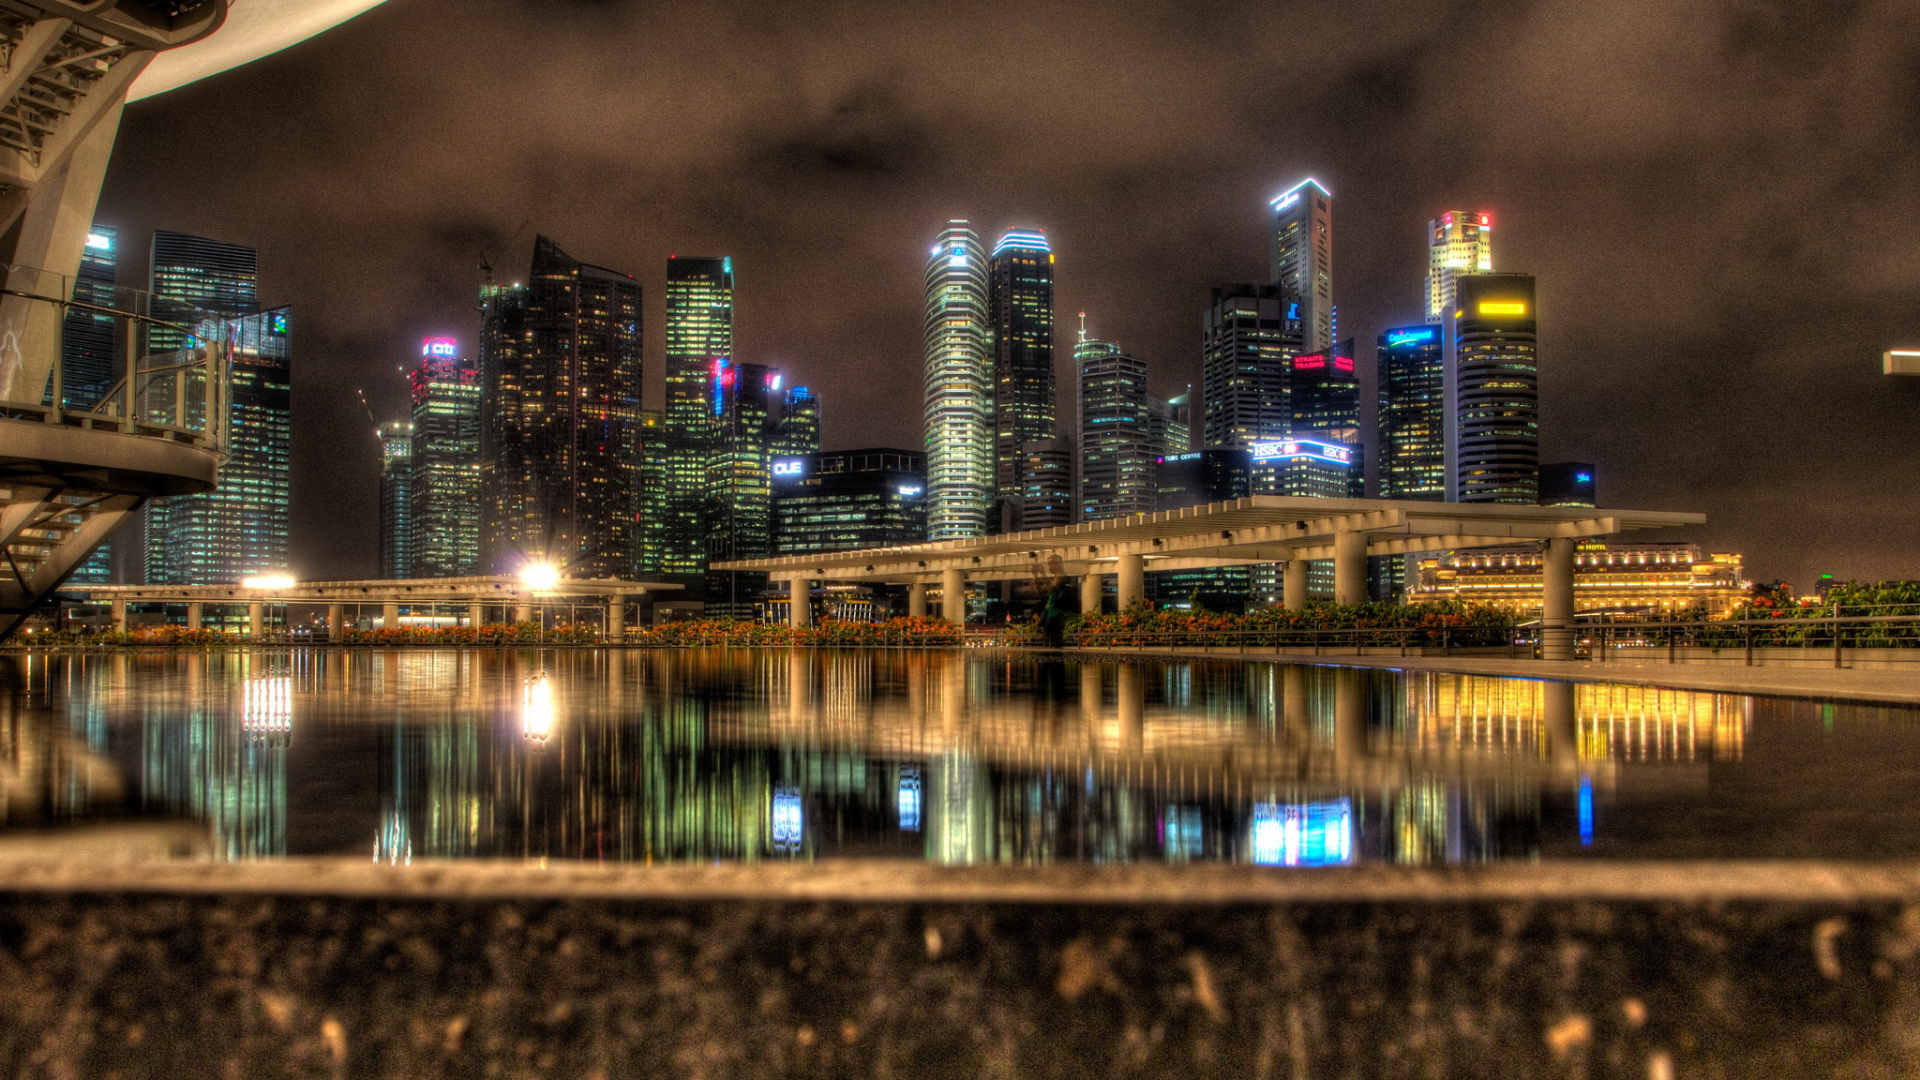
85, 233, 112, 251
243, 575, 296, 590
522, 674, 553, 740
244, 676, 292, 734
519, 562, 560, 591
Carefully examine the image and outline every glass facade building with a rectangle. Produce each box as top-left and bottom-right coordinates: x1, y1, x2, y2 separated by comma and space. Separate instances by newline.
772, 384, 820, 459
478, 236, 644, 578
923, 222, 993, 540
664, 256, 733, 578
1426, 211, 1494, 324
1540, 462, 1596, 508
1151, 448, 1253, 610
408, 338, 481, 578
1448, 274, 1538, 504
706, 360, 779, 615
1202, 284, 1299, 452
1377, 325, 1447, 500
1075, 328, 1159, 521
377, 420, 414, 579
771, 448, 927, 556
145, 308, 292, 584
1288, 345, 1364, 498
148, 230, 258, 353
989, 229, 1055, 531
1269, 179, 1333, 353
63, 225, 119, 583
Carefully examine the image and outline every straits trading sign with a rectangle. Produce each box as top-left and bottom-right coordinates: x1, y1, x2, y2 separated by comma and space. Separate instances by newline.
1250, 439, 1352, 465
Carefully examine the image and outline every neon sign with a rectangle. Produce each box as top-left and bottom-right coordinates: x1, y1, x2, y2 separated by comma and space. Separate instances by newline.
422, 337, 457, 358
1250, 799, 1353, 866
897, 484, 923, 496
1385, 328, 1435, 347
1334, 356, 1354, 372
1286, 302, 1301, 321
1250, 439, 1352, 465
1293, 354, 1326, 370
1477, 301, 1527, 317
84, 233, 112, 252
772, 459, 804, 477
1575, 472, 1593, 484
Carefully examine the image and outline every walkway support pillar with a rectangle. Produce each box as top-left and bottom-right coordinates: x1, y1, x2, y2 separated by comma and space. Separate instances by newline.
381, 601, 400, 629
327, 603, 344, 642
514, 602, 535, 624
1081, 568, 1103, 615
1116, 554, 1145, 611
940, 568, 966, 626
184, 602, 202, 630
247, 602, 264, 639
608, 594, 626, 641
1542, 536, 1576, 661
1334, 527, 1368, 606
111, 596, 126, 633
789, 578, 811, 629
468, 601, 483, 628
907, 582, 927, 618
1282, 559, 1307, 611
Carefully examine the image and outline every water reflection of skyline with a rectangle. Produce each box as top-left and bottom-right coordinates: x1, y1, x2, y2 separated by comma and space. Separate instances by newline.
0, 648, 1896, 867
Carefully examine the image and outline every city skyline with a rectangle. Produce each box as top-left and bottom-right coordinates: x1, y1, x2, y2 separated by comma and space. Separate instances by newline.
92, 0, 1920, 590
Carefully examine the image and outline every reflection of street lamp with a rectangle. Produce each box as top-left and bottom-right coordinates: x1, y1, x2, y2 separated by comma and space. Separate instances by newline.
522, 672, 553, 741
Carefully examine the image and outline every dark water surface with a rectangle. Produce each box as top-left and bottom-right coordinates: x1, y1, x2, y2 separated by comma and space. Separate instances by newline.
2, 648, 1915, 866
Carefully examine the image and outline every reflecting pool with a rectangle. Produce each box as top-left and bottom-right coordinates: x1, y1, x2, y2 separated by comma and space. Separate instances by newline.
2, 648, 1916, 865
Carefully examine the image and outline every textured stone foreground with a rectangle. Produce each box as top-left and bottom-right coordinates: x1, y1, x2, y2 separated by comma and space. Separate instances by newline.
4, 856, 1920, 1078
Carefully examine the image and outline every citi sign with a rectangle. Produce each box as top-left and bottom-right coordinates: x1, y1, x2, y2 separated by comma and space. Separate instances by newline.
422, 338, 458, 357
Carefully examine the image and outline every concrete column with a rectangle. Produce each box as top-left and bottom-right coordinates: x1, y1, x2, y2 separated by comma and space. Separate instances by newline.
1334, 668, 1367, 768
111, 596, 126, 633
1333, 527, 1368, 606
1282, 559, 1308, 611
1116, 554, 1145, 611
1544, 679, 1578, 763
940, 568, 966, 625
1081, 569, 1104, 615
789, 578, 811, 629
381, 601, 401, 629
1542, 536, 1576, 661
514, 602, 535, 624
326, 603, 344, 642
467, 601, 483, 628
247, 602, 265, 638
908, 582, 928, 618
184, 602, 202, 630
608, 595, 626, 641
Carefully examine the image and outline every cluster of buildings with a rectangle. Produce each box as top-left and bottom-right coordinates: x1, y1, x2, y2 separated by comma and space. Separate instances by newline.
57, 178, 1742, 620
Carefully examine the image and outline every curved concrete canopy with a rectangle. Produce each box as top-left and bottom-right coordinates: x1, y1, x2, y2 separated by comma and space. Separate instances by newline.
128, 0, 390, 102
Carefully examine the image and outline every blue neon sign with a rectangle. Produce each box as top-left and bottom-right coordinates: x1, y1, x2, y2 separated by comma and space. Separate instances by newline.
1385, 327, 1435, 347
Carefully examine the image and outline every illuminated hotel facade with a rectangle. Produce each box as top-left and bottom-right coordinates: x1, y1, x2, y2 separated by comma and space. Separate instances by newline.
1409, 542, 1749, 617
664, 256, 734, 577
1426, 211, 1494, 323
989, 229, 1059, 530
922, 222, 993, 540
408, 338, 481, 578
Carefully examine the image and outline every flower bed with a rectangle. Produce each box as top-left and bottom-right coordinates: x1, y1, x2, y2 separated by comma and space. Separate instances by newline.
1066, 601, 1512, 649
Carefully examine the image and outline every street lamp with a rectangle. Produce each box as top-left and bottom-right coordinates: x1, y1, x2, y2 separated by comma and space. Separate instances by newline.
519, 562, 560, 592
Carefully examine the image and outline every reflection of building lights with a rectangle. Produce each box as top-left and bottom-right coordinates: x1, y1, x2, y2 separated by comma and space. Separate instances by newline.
519, 562, 560, 592
1249, 800, 1352, 866
522, 673, 553, 740
1578, 776, 1594, 846
772, 786, 804, 852
897, 767, 922, 832
242, 575, 296, 590
243, 676, 292, 735
374, 813, 412, 866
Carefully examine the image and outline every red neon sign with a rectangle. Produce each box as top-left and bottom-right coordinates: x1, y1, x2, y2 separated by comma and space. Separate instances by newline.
1293, 354, 1325, 370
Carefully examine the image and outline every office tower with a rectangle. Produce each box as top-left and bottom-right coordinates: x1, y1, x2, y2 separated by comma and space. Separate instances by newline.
1269, 179, 1333, 352
1426, 211, 1494, 323
923, 222, 993, 540
1152, 391, 1193, 458
1202, 284, 1300, 451
1288, 343, 1364, 497
989, 228, 1055, 531
636, 409, 666, 574
663, 256, 733, 578
144, 308, 291, 584
772, 384, 820, 459
408, 337, 481, 578
1153, 448, 1253, 609
61, 225, 117, 410
772, 448, 927, 555
477, 235, 643, 578
1253, 438, 1356, 498
1076, 325, 1159, 521
1448, 274, 1538, 503
1019, 440, 1074, 527
148, 230, 258, 353
703, 359, 780, 614
1377, 325, 1447, 500
377, 420, 414, 579
1540, 462, 1596, 508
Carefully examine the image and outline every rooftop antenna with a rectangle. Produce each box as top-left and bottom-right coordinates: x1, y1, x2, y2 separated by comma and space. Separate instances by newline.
1077, 311, 1087, 344
479, 218, 532, 284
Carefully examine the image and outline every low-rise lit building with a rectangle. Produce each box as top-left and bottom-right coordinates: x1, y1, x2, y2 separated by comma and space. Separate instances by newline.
1409, 542, 1748, 617
772, 448, 927, 556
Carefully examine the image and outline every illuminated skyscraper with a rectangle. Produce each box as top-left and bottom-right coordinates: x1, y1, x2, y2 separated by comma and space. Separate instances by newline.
408, 338, 481, 578
377, 420, 414, 579
1449, 274, 1538, 503
1269, 179, 1333, 352
1076, 323, 1159, 521
636, 409, 666, 574
1426, 211, 1494, 323
772, 449, 927, 556
772, 384, 820, 459
145, 308, 292, 584
922, 222, 993, 540
1202, 284, 1299, 451
664, 256, 733, 578
706, 359, 779, 614
989, 228, 1055, 531
62, 225, 119, 583
1288, 343, 1364, 498
477, 235, 643, 578
1377, 325, 1446, 500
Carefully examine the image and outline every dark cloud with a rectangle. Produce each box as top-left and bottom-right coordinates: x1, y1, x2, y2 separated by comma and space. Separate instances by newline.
96, 0, 1920, 588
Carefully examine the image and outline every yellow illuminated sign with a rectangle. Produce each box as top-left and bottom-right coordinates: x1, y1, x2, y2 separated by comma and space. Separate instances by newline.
1477, 301, 1528, 316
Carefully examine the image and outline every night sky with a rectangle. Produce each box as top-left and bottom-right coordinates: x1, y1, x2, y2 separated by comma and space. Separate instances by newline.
95, 0, 1920, 589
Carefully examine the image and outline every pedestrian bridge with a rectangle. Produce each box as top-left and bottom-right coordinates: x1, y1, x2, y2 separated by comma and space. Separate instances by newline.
715, 496, 1706, 660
